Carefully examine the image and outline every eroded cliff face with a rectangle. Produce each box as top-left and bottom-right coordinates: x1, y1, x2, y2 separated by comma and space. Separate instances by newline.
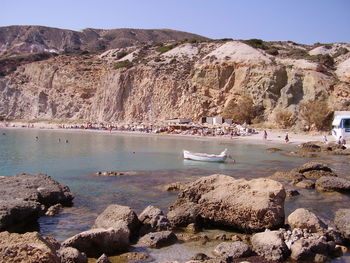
0, 40, 349, 128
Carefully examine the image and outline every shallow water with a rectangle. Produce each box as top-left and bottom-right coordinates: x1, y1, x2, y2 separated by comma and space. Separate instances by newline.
1, 128, 350, 262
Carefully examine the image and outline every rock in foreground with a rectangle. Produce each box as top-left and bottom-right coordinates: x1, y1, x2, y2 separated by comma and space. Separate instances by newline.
168, 174, 286, 232
62, 227, 129, 257
0, 174, 74, 231
0, 231, 60, 263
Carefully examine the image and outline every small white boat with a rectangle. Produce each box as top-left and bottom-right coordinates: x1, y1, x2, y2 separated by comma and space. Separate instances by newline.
183, 149, 228, 162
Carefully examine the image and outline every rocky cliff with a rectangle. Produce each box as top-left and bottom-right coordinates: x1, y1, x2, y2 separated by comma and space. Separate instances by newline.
0, 28, 349, 129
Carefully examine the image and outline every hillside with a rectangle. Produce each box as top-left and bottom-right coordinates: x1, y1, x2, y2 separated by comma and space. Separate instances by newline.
0, 25, 208, 56
0, 27, 349, 130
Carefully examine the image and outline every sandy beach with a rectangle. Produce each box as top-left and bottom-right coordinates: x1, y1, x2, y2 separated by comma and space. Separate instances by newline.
1, 121, 346, 147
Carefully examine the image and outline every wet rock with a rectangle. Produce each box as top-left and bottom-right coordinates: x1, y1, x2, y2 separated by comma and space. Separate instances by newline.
299, 142, 322, 152
57, 246, 87, 263
158, 181, 188, 192
44, 236, 61, 251
45, 204, 62, 216
95, 171, 138, 177
294, 179, 315, 189
213, 241, 252, 259
334, 209, 350, 239
316, 176, 350, 192
190, 253, 211, 261
286, 189, 300, 197
293, 161, 334, 175
284, 151, 319, 158
266, 148, 282, 153
288, 208, 327, 233
93, 204, 140, 240
0, 231, 60, 263
321, 142, 347, 152
314, 253, 329, 263
110, 252, 150, 262
184, 223, 200, 234
290, 236, 330, 261
96, 253, 111, 263
62, 227, 129, 257
138, 205, 172, 234
251, 230, 289, 261
0, 173, 74, 231
168, 174, 286, 232
138, 231, 178, 248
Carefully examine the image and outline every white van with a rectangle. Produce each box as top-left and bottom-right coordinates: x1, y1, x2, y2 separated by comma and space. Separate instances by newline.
332, 111, 350, 141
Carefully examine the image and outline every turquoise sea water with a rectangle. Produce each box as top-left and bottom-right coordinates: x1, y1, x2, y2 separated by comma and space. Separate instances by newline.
1, 128, 349, 262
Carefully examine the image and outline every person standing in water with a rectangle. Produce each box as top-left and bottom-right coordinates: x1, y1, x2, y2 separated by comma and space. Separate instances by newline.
285, 132, 289, 143
263, 130, 267, 140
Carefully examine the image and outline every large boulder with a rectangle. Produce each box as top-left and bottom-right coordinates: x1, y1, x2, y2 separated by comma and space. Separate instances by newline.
213, 241, 252, 259
0, 231, 60, 263
62, 227, 129, 257
138, 231, 177, 248
168, 174, 286, 232
292, 162, 337, 178
316, 176, 350, 192
138, 205, 172, 234
93, 204, 140, 240
334, 209, 350, 239
251, 230, 290, 261
288, 208, 327, 233
0, 174, 74, 231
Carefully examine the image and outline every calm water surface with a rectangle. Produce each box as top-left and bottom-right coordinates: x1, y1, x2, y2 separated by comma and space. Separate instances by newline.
1, 128, 349, 262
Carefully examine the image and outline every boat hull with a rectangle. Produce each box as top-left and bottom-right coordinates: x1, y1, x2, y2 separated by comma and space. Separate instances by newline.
183, 150, 227, 162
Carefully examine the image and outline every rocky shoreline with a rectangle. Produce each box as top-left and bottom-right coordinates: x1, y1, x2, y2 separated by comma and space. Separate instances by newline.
1, 157, 350, 263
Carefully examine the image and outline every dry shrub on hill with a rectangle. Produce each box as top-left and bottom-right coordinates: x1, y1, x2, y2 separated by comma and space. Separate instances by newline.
299, 100, 333, 131
223, 95, 255, 124
274, 109, 295, 128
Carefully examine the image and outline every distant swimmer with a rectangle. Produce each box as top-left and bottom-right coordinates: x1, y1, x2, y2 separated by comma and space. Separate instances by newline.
35, 136, 39, 140
2, 133, 6, 136
58, 138, 61, 143
65, 139, 69, 143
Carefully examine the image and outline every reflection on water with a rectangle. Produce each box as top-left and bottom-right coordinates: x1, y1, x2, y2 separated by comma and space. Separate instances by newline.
1, 128, 350, 262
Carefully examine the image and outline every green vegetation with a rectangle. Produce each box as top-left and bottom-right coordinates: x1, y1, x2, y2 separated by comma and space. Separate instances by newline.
156, 45, 175, 53
116, 50, 128, 59
285, 49, 335, 67
113, 60, 133, 69
299, 100, 333, 131
243, 39, 279, 56
333, 47, 349, 58
154, 56, 162, 62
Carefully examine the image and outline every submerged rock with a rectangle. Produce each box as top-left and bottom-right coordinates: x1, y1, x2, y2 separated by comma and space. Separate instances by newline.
157, 181, 188, 192
288, 208, 327, 233
45, 204, 62, 216
213, 241, 252, 259
62, 227, 129, 257
0, 173, 74, 231
168, 174, 286, 232
138, 231, 178, 248
0, 231, 60, 263
316, 176, 350, 192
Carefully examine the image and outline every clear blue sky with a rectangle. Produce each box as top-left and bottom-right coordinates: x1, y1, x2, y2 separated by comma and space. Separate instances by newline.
1, 0, 349, 44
